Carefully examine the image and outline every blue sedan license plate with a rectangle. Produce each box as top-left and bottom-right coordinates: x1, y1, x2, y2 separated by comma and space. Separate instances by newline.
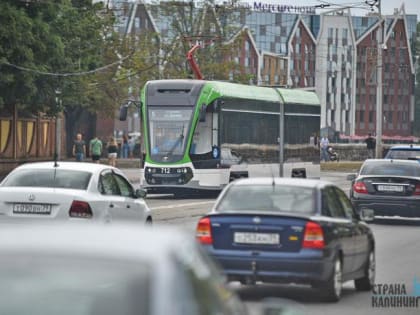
234, 232, 280, 245
13, 203, 52, 215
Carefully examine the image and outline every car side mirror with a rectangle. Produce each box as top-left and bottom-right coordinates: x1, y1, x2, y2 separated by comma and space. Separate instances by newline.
346, 173, 356, 181
199, 104, 206, 122
135, 188, 147, 199
359, 208, 374, 222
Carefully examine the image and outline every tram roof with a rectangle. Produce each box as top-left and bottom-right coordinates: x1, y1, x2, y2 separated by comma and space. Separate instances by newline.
276, 88, 320, 106
206, 81, 320, 106
206, 81, 280, 102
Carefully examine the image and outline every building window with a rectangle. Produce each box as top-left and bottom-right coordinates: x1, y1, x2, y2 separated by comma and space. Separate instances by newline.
296, 26, 301, 38
328, 28, 333, 39
369, 111, 374, 123
260, 25, 266, 36
360, 110, 365, 122
281, 26, 287, 36
342, 28, 348, 39
402, 111, 408, 122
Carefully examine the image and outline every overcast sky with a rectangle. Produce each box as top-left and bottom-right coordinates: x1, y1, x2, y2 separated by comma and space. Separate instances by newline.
247, 1, 419, 17
105, 1, 419, 19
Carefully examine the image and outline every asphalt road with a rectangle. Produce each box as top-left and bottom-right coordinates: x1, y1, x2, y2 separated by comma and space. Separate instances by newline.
122, 169, 420, 315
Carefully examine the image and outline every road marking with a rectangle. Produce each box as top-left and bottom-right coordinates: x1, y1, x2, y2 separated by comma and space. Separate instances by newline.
150, 200, 214, 210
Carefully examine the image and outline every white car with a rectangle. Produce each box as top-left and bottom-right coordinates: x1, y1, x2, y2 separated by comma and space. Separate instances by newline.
0, 161, 152, 224
0, 223, 250, 315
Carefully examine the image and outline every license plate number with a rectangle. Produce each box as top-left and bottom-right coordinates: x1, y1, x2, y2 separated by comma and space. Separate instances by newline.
377, 185, 404, 192
13, 203, 52, 215
234, 232, 279, 245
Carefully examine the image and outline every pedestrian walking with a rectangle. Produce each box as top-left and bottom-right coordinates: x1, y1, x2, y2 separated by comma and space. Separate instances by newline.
107, 137, 118, 167
365, 133, 376, 159
89, 135, 103, 164
72, 133, 86, 162
121, 134, 129, 158
320, 136, 330, 162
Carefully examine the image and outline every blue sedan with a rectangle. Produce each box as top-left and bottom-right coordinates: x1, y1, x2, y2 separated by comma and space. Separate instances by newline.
196, 178, 375, 302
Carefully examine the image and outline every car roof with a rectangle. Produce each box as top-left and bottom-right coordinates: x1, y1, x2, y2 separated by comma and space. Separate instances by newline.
389, 145, 420, 150
0, 223, 189, 262
362, 158, 420, 165
13, 161, 113, 173
230, 177, 332, 189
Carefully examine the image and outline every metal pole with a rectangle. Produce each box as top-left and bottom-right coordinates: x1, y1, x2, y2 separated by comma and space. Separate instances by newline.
375, 0, 383, 158
279, 101, 284, 177
55, 89, 62, 160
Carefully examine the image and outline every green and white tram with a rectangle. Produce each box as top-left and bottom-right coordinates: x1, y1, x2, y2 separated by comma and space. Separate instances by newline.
126, 79, 320, 194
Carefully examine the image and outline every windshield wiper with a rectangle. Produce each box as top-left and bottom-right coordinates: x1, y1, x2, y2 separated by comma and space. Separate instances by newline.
167, 125, 185, 156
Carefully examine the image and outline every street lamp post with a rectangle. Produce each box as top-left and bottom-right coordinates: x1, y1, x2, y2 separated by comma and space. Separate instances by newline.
375, 0, 383, 159
55, 88, 62, 161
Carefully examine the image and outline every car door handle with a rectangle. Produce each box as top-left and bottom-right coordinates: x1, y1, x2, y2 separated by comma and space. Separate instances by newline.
126, 204, 131, 208
109, 203, 114, 208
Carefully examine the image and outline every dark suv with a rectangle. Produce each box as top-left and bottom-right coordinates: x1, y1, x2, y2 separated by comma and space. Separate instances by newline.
384, 144, 420, 161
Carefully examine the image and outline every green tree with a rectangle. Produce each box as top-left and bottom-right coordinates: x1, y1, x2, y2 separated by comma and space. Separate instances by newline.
149, 0, 252, 83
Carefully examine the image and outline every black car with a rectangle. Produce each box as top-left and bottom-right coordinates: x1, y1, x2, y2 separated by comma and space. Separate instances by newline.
196, 178, 375, 302
348, 159, 420, 218
384, 144, 420, 161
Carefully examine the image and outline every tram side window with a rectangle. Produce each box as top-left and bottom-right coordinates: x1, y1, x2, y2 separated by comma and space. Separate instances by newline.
220, 108, 279, 164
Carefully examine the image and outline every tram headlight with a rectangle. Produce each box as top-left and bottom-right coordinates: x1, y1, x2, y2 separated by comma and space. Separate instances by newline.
146, 167, 157, 174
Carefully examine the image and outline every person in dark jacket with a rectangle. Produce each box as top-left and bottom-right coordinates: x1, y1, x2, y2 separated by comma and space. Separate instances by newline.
365, 133, 376, 158
107, 137, 118, 167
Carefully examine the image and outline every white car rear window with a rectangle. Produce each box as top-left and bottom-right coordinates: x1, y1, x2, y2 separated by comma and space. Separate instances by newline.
2, 169, 92, 190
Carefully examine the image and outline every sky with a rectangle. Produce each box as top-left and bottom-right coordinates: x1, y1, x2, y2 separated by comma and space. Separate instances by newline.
245, 0, 419, 17
107, 0, 420, 18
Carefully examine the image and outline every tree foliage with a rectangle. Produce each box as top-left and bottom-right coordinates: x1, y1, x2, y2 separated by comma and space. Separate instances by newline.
0, 0, 123, 116
149, 0, 252, 83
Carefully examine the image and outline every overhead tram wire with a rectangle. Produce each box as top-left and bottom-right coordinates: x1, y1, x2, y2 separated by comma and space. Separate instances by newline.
0, 53, 133, 77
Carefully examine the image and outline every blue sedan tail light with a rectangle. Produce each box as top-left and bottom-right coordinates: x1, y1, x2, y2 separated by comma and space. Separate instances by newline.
196, 217, 213, 245
302, 221, 325, 249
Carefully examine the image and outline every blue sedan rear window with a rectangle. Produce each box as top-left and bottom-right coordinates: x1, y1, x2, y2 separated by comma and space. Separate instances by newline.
1, 169, 92, 190
216, 185, 315, 214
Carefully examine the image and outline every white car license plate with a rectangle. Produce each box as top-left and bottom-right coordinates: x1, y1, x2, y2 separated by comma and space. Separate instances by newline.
234, 232, 279, 245
377, 185, 404, 192
13, 203, 52, 215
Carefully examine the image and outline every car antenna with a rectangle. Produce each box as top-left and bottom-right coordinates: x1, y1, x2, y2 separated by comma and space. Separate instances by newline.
270, 165, 275, 190
53, 152, 59, 168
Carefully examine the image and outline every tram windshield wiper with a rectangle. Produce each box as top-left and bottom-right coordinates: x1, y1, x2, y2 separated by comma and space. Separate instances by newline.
167, 125, 185, 156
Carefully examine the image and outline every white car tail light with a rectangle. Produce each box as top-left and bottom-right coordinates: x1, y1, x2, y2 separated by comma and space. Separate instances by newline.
69, 200, 93, 218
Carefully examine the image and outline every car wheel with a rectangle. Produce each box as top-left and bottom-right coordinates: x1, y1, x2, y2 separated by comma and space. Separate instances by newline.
315, 256, 342, 302
355, 248, 375, 291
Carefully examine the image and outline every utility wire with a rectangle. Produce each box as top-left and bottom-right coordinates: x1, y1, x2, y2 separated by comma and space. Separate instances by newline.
0, 53, 132, 77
